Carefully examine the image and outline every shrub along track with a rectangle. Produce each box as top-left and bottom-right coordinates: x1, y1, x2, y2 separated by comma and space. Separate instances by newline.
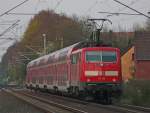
4, 89, 150, 113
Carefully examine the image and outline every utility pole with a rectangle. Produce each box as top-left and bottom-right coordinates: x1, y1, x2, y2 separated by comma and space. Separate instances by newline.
56, 36, 64, 49
42, 33, 46, 55
60, 37, 64, 48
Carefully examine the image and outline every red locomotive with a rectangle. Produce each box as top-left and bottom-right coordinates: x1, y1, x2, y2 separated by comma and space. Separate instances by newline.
26, 42, 122, 104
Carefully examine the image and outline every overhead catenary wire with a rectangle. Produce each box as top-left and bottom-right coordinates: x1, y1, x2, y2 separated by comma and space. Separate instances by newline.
98, 11, 142, 16
103, 0, 141, 21
102, 0, 141, 18
103, 0, 149, 25
112, 0, 150, 19
0, 37, 18, 40
0, 20, 20, 37
6, 12, 37, 16
0, 0, 29, 18
0, 23, 13, 25
117, 0, 140, 13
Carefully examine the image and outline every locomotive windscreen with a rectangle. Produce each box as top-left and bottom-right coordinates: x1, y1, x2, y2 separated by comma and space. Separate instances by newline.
86, 51, 117, 62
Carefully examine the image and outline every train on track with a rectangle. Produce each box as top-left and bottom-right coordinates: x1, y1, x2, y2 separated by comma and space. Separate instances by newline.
25, 41, 122, 104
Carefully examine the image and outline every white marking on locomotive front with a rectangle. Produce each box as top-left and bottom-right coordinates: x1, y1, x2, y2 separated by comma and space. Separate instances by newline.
85, 71, 98, 76
105, 71, 118, 76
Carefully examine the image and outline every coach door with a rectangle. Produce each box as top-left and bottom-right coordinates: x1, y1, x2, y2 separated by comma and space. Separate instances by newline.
70, 53, 81, 86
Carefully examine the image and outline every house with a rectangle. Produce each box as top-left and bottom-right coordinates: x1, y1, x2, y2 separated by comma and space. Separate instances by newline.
121, 32, 150, 81
134, 32, 150, 79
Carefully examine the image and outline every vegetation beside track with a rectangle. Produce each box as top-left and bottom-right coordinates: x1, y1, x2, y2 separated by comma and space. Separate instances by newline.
121, 80, 150, 107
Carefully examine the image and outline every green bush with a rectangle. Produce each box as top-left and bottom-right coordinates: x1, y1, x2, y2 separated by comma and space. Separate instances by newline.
121, 79, 150, 107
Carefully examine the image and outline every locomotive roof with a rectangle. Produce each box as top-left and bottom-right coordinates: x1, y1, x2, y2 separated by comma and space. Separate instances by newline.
27, 41, 119, 68
27, 42, 80, 68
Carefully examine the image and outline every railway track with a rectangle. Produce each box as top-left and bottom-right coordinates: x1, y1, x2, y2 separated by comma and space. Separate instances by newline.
3, 89, 88, 113
116, 104, 150, 113
24, 89, 150, 113
4, 88, 150, 113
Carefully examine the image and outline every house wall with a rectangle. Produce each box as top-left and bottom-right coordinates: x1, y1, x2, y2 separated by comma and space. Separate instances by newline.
134, 32, 150, 80
121, 47, 135, 81
135, 60, 150, 80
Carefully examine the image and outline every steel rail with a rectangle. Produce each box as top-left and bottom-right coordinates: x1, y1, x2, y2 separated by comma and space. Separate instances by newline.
115, 104, 150, 113
22, 90, 150, 113
21, 92, 88, 113
2, 89, 53, 113
4, 89, 88, 113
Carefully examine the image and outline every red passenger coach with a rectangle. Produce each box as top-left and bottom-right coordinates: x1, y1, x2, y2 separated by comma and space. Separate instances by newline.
26, 42, 122, 103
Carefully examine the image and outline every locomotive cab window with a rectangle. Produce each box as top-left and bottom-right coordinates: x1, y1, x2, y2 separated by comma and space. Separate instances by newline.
102, 51, 117, 62
86, 51, 102, 62
86, 51, 117, 62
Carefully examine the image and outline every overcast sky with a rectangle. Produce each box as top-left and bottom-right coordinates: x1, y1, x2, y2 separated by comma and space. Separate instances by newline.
0, 0, 150, 60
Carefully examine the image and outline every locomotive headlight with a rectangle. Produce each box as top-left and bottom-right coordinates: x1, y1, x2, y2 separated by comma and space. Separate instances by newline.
85, 71, 98, 76
105, 71, 118, 76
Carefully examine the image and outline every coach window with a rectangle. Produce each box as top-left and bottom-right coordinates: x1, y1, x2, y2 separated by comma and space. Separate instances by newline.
71, 54, 79, 64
